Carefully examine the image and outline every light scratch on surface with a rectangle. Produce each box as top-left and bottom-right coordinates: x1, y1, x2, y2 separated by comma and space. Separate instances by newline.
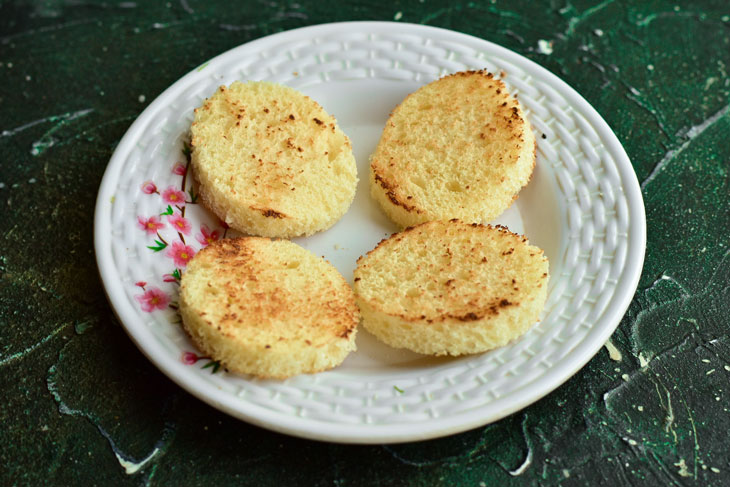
30, 108, 95, 155
0, 321, 72, 367
564, 0, 615, 35
642, 104, 730, 190
624, 90, 672, 139
652, 379, 678, 444
2, 109, 93, 138
46, 359, 175, 475
180, 0, 194, 14
0, 19, 97, 44
677, 391, 700, 479
636, 10, 702, 28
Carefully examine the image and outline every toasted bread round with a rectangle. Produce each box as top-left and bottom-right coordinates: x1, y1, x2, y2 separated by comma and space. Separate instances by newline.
353, 220, 548, 356
191, 81, 358, 238
179, 237, 359, 378
370, 70, 536, 227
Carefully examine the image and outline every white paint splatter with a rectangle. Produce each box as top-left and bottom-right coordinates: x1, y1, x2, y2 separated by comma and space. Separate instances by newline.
138, 94, 146, 103
593, 28, 604, 36
622, 374, 630, 381
509, 416, 533, 476
639, 352, 650, 368
674, 458, 692, 477
116, 447, 161, 475
663, 390, 675, 433
704, 77, 718, 90
536, 39, 553, 55
394, 11, 403, 20
605, 339, 622, 361
508, 447, 532, 476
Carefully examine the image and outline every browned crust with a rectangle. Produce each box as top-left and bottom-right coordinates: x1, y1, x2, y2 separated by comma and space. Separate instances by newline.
510, 125, 539, 204
442, 69, 495, 80
190, 81, 356, 237
250, 206, 288, 219
371, 69, 530, 217
184, 238, 359, 365
374, 295, 523, 324
196, 237, 359, 330
372, 172, 422, 213
355, 220, 548, 323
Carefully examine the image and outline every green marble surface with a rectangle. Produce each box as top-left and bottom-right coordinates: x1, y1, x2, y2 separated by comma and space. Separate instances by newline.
1, 0, 729, 485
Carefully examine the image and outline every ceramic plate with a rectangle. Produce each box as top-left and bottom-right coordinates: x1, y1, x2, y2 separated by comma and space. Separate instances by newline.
94, 22, 646, 443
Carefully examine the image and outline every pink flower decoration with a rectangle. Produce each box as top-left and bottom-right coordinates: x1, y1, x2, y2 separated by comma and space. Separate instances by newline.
162, 273, 177, 283
135, 287, 170, 312
137, 215, 165, 235
161, 186, 186, 205
172, 163, 187, 176
135, 281, 147, 288
141, 181, 157, 194
167, 214, 191, 235
196, 224, 221, 247
166, 241, 195, 267
182, 352, 199, 365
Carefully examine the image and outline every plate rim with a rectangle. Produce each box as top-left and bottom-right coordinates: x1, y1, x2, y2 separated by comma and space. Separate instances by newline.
94, 21, 646, 443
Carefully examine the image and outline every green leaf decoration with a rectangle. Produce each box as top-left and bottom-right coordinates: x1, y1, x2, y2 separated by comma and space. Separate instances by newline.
160, 205, 173, 216
202, 360, 222, 374
188, 187, 198, 203
182, 141, 192, 158
146, 239, 167, 252
393, 385, 404, 394
172, 268, 182, 281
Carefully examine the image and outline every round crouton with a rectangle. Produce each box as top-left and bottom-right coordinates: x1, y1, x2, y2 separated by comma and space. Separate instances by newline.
179, 237, 359, 378
191, 81, 358, 238
353, 220, 548, 356
370, 70, 535, 227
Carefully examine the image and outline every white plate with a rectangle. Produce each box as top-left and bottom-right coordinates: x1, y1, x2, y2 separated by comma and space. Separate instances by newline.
94, 22, 645, 443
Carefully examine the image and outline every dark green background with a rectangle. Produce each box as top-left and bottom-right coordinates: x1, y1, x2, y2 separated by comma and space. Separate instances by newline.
2, 0, 729, 485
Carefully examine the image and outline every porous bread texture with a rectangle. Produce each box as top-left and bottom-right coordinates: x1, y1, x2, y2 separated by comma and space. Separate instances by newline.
353, 220, 548, 356
370, 70, 536, 228
191, 81, 358, 238
179, 237, 359, 379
